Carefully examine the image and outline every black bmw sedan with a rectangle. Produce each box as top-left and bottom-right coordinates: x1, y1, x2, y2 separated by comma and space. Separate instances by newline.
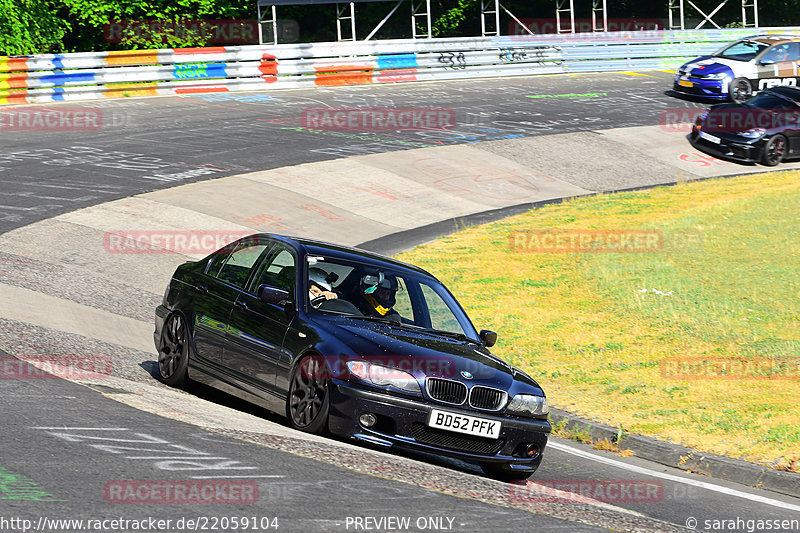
154, 233, 550, 480
688, 86, 800, 166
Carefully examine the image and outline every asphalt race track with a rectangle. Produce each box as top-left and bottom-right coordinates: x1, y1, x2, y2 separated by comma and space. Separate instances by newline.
0, 70, 768, 235
1, 71, 799, 533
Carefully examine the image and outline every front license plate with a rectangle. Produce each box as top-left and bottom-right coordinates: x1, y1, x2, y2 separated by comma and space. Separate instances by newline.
678, 79, 693, 87
427, 409, 501, 439
700, 131, 721, 144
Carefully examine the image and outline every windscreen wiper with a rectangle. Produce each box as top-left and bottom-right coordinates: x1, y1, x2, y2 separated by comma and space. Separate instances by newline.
420, 329, 483, 346
348, 315, 398, 325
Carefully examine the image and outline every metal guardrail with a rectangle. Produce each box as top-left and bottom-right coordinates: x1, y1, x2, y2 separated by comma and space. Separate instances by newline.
2, 27, 799, 105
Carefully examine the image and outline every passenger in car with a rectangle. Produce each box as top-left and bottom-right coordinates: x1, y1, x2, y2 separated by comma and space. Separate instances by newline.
357, 274, 401, 322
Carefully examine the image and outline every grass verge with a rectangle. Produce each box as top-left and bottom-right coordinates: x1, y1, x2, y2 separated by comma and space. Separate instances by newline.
396, 170, 800, 470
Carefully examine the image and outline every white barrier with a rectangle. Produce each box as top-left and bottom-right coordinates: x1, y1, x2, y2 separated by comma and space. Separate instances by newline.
2, 28, 799, 104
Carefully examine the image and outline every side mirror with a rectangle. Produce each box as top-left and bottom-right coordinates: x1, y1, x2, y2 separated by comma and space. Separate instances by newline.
257, 285, 290, 306
479, 329, 498, 348
759, 59, 776, 65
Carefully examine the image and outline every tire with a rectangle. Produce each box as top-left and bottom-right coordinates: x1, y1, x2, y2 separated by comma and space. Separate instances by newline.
480, 462, 535, 482
761, 134, 787, 167
286, 354, 330, 435
729, 78, 753, 104
158, 313, 189, 388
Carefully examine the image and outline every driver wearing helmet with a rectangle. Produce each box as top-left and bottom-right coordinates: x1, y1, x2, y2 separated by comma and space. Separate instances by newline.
358, 273, 400, 321
308, 267, 338, 307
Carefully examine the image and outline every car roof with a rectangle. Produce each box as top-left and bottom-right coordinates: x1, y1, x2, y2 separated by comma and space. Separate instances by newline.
743, 34, 800, 45
266, 233, 435, 278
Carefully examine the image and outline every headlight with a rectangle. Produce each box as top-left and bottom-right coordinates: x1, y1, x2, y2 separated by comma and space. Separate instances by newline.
162, 282, 171, 306
506, 394, 549, 416
738, 128, 766, 138
695, 112, 708, 125
346, 361, 421, 393
702, 72, 728, 80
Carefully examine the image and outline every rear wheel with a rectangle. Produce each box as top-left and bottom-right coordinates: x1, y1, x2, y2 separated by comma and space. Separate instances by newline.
287, 354, 330, 435
480, 462, 535, 482
729, 78, 753, 104
761, 135, 787, 166
158, 313, 189, 387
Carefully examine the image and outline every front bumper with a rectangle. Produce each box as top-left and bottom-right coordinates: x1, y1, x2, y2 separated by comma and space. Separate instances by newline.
688, 131, 763, 163
328, 380, 550, 471
673, 77, 728, 100
154, 304, 170, 352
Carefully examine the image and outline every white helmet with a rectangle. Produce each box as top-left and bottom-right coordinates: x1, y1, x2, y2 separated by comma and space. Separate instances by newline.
308, 267, 332, 291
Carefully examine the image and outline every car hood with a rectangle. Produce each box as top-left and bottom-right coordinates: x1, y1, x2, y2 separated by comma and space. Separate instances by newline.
315, 317, 543, 393
704, 102, 780, 134
681, 56, 736, 77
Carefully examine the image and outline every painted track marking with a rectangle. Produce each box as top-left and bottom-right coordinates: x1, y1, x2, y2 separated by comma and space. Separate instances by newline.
548, 440, 800, 512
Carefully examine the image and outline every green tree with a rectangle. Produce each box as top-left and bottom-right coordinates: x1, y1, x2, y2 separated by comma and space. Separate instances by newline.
59, 0, 255, 51
430, 0, 480, 37
0, 0, 70, 55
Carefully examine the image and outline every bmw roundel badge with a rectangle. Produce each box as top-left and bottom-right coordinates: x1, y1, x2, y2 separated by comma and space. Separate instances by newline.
460, 370, 473, 379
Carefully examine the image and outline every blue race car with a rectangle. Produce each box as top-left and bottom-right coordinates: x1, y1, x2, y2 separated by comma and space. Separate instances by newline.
674, 35, 800, 104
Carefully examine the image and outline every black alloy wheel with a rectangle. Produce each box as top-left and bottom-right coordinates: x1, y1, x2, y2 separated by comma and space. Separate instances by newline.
287, 354, 330, 434
729, 78, 753, 104
761, 134, 787, 166
158, 313, 189, 387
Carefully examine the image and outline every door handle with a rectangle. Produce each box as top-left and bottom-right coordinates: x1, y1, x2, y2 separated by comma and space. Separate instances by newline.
196, 285, 208, 294
234, 300, 248, 310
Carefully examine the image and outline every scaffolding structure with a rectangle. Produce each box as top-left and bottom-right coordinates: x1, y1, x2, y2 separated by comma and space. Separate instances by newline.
555, 0, 575, 33
257, 0, 430, 43
592, 0, 608, 32
667, 0, 759, 29
257, 0, 762, 43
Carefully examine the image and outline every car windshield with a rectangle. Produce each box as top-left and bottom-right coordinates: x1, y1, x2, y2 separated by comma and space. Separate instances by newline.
714, 40, 769, 61
748, 92, 800, 110
305, 255, 478, 339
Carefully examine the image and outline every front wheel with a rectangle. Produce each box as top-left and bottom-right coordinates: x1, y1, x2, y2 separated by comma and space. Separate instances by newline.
761, 135, 787, 167
287, 354, 330, 435
158, 313, 189, 387
480, 462, 535, 482
729, 78, 753, 104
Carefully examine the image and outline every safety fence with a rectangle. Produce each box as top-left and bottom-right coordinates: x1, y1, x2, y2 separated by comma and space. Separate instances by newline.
1, 27, 799, 104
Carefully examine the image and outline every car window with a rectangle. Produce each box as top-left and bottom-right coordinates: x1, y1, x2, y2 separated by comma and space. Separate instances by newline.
251, 245, 296, 292
205, 248, 230, 278
790, 43, 800, 62
307, 260, 355, 293
419, 283, 467, 336
715, 40, 769, 61
749, 92, 797, 110
392, 278, 414, 322
762, 43, 799, 63
304, 256, 475, 338
216, 241, 269, 288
